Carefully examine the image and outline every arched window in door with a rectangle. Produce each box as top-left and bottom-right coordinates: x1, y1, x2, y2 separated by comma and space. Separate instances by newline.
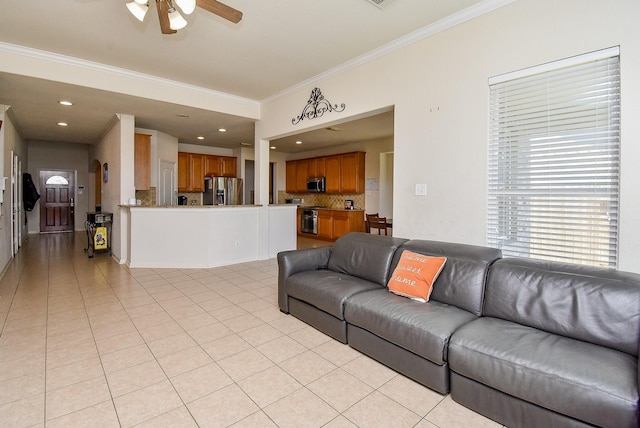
45, 175, 69, 185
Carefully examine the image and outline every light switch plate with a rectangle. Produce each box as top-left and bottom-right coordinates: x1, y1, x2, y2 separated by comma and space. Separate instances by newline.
415, 183, 427, 196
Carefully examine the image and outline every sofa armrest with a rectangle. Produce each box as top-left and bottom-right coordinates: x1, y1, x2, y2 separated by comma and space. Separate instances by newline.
277, 247, 332, 313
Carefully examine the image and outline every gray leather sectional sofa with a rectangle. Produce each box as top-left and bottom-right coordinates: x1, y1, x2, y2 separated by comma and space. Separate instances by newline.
277, 232, 640, 428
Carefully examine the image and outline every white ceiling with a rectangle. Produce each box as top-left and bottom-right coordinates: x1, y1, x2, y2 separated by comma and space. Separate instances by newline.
0, 0, 487, 153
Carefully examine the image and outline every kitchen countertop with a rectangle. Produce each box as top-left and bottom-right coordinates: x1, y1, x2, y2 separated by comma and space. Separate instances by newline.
294, 206, 365, 211
120, 204, 263, 208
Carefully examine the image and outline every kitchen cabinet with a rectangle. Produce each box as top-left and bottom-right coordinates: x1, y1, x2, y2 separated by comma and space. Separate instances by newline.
205, 155, 237, 177
178, 152, 190, 192
287, 151, 365, 194
333, 210, 365, 239
134, 133, 151, 190
191, 155, 205, 191
317, 210, 334, 240
178, 152, 205, 192
324, 155, 342, 193
286, 161, 298, 193
181, 152, 238, 192
205, 155, 221, 176
340, 152, 366, 193
295, 159, 309, 192
220, 156, 237, 177
302, 209, 365, 241
286, 159, 308, 193
308, 157, 325, 178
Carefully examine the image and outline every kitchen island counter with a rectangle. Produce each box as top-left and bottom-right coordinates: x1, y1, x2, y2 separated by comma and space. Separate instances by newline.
124, 205, 296, 268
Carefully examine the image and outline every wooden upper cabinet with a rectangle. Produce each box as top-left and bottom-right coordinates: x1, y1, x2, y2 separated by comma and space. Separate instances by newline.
180, 152, 237, 192
325, 155, 342, 193
205, 155, 221, 176
296, 159, 309, 191
178, 152, 208, 192
308, 157, 325, 178
204, 155, 236, 177
286, 161, 297, 193
287, 151, 365, 194
191, 154, 206, 192
177, 152, 190, 192
134, 133, 151, 190
220, 156, 237, 177
340, 152, 366, 193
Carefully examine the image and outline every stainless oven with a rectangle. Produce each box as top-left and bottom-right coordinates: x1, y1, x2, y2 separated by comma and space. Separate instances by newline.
301, 209, 318, 234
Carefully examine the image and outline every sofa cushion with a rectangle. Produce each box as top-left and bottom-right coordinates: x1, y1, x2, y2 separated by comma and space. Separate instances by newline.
286, 270, 382, 319
449, 317, 639, 428
328, 233, 408, 287
387, 250, 447, 302
484, 258, 640, 356
391, 240, 502, 316
344, 288, 477, 365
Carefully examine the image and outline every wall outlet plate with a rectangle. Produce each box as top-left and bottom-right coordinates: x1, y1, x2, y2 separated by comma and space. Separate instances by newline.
415, 183, 427, 196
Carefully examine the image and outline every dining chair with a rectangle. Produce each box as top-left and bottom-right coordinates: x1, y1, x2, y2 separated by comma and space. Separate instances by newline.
366, 213, 388, 235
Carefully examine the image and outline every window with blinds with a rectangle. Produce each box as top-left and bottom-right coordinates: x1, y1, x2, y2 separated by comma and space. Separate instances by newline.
487, 47, 620, 268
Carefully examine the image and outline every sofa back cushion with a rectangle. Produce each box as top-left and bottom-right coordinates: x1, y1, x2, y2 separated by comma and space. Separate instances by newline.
389, 240, 502, 316
485, 258, 640, 356
327, 233, 408, 287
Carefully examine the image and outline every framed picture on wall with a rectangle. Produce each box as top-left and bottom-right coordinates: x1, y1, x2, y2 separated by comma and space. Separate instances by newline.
103, 163, 109, 183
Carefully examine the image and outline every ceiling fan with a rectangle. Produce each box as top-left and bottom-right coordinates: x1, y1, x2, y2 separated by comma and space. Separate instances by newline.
126, 0, 243, 34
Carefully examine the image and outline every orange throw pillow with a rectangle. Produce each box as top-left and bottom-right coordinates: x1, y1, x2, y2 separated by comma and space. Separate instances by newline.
387, 250, 447, 302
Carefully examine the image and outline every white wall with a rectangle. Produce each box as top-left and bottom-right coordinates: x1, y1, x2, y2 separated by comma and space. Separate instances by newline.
26, 140, 90, 233
257, 0, 640, 273
0, 108, 27, 276
91, 114, 135, 263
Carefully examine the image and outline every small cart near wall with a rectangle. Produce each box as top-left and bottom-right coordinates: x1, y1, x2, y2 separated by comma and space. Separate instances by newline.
85, 212, 112, 258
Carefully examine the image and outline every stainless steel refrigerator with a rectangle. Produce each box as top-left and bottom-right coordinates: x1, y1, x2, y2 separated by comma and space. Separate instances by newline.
203, 176, 243, 205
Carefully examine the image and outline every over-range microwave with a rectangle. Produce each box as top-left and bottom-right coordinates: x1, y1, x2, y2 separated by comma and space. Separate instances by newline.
306, 177, 326, 193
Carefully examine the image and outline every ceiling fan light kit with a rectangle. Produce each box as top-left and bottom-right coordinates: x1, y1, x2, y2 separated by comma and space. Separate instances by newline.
175, 0, 196, 15
167, 4, 188, 30
125, 0, 242, 34
126, 1, 149, 21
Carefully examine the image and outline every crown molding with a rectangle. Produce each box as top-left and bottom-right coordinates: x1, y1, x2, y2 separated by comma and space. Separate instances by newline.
0, 41, 260, 109
261, 0, 517, 105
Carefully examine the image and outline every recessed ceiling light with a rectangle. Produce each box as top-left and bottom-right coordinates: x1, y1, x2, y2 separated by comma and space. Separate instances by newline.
295, 141, 302, 145
218, 128, 227, 132
197, 136, 205, 140
270, 146, 276, 150
57, 122, 68, 127
58, 100, 73, 106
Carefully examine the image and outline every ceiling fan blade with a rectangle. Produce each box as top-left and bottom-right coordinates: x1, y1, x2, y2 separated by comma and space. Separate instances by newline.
156, 0, 177, 34
196, 0, 243, 23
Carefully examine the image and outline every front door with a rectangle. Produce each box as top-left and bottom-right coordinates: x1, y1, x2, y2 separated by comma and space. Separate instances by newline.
39, 170, 75, 233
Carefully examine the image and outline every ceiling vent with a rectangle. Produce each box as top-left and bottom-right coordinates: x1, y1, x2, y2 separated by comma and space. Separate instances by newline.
366, 0, 397, 9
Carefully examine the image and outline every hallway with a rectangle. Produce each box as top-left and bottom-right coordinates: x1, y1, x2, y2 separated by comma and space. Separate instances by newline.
0, 232, 500, 427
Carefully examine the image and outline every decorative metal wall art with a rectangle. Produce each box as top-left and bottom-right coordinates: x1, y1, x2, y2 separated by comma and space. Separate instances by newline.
292, 88, 346, 125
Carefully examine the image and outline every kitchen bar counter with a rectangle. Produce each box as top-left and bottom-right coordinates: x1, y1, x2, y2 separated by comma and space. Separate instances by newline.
124, 205, 296, 268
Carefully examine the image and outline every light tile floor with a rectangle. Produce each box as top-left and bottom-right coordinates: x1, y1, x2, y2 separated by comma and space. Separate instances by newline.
0, 232, 505, 427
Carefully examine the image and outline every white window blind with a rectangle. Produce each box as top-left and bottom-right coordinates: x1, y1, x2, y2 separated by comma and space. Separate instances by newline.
487, 48, 620, 268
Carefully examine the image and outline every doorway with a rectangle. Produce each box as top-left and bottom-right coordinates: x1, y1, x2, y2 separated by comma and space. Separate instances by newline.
11, 151, 22, 255
39, 170, 75, 233
159, 160, 176, 206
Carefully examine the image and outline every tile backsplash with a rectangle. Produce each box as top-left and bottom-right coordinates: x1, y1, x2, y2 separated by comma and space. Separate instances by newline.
135, 187, 156, 207
278, 190, 365, 210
